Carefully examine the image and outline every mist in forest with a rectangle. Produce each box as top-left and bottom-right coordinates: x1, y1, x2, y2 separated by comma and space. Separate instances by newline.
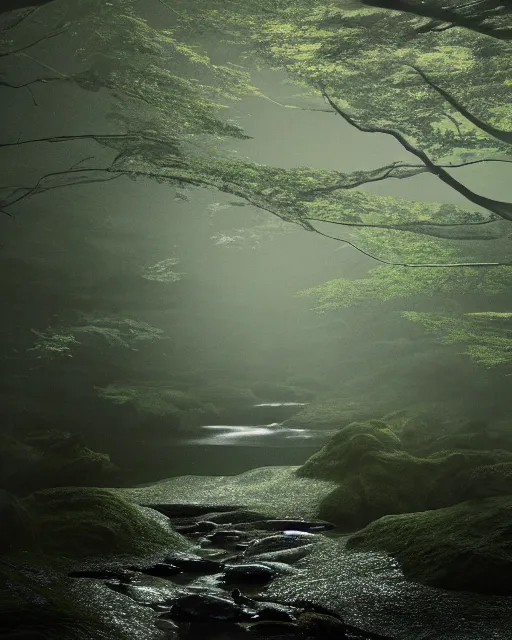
1, 6, 511, 487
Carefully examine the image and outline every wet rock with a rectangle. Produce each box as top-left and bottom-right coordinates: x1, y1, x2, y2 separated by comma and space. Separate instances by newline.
160, 592, 257, 622
174, 520, 217, 534
103, 574, 186, 607
245, 620, 299, 637
247, 544, 316, 564
232, 590, 299, 623
222, 562, 295, 585
163, 551, 223, 573
138, 563, 182, 578
205, 530, 251, 545
234, 519, 335, 533
204, 510, 269, 525
154, 617, 180, 637
22, 487, 189, 560
68, 569, 133, 583
346, 495, 512, 596
297, 611, 348, 639
244, 531, 320, 557
141, 503, 245, 518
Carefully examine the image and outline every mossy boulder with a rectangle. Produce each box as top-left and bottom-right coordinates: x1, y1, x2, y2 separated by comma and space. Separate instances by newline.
346, 496, 512, 595
297, 420, 402, 482
0, 488, 189, 638
458, 462, 512, 499
0, 431, 117, 496
0, 560, 107, 639
381, 409, 512, 458
15, 487, 188, 561
297, 420, 512, 530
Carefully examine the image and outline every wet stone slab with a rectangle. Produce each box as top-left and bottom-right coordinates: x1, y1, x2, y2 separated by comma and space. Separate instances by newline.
115, 466, 336, 520
266, 536, 512, 640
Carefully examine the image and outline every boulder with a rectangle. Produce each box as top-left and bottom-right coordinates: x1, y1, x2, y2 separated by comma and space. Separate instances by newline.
347, 496, 512, 595
296, 419, 512, 529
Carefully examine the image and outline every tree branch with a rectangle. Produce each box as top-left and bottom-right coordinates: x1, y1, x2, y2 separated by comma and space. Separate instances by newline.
318, 81, 512, 222
0, 25, 67, 58
410, 64, 512, 145
0, 76, 62, 105
360, 0, 512, 41
0, 132, 179, 150
307, 223, 512, 267
304, 215, 502, 240
297, 162, 427, 199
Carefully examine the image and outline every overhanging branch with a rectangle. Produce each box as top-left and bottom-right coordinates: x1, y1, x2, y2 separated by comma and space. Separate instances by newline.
318, 81, 512, 222
410, 64, 512, 145
2, 160, 510, 268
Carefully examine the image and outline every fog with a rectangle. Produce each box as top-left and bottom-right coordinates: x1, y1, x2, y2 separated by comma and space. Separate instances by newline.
1, 8, 511, 485
3, 4, 512, 639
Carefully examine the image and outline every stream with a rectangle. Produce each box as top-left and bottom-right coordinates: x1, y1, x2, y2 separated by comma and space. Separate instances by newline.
117, 402, 332, 483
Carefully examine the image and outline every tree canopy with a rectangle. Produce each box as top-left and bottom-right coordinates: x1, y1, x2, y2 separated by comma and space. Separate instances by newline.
1, 0, 511, 372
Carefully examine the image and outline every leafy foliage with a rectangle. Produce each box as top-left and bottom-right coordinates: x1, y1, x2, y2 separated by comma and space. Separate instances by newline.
402, 311, 512, 368
28, 315, 164, 359
299, 265, 512, 311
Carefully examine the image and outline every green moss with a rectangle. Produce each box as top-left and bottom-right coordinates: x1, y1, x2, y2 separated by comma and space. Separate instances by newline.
0, 487, 189, 638
459, 462, 512, 499
20, 487, 188, 561
297, 420, 402, 482
283, 399, 374, 430
298, 420, 512, 529
347, 497, 512, 595
379, 409, 512, 458
0, 560, 108, 639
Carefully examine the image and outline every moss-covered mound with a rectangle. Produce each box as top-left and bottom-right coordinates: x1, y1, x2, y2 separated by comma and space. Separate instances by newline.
297, 420, 402, 482
0, 560, 104, 639
0, 487, 188, 639
382, 409, 512, 458
346, 496, 512, 595
297, 419, 512, 529
15, 487, 188, 561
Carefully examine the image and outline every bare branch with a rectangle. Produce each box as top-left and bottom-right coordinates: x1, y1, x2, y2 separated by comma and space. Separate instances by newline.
318, 82, 512, 222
